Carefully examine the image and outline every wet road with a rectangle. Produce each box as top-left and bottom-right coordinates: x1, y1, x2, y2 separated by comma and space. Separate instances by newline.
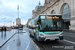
0, 28, 75, 50
0, 29, 17, 45
0, 29, 39, 50
26, 28, 75, 50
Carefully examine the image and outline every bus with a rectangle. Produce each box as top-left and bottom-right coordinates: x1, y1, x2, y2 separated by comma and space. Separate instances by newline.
18, 24, 23, 30
28, 14, 63, 41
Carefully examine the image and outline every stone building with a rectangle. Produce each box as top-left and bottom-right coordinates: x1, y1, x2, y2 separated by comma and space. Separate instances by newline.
16, 18, 21, 25
27, 19, 32, 27
28, 0, 75, 30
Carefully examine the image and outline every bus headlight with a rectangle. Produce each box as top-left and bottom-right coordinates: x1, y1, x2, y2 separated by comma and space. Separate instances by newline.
59, 33, 63, 36
39, 33, 45, 37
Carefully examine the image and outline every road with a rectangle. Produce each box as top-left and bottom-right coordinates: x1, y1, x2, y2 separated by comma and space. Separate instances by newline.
0, 28, 75, 50
26, 28, 75, 50
0, 29, 39, 50
0, 29, 17, 46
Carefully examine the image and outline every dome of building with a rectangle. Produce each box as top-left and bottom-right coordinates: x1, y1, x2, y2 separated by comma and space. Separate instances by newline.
34, 1, 42, 12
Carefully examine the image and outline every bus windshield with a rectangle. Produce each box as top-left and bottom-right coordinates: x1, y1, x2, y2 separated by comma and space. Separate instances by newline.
40, 19, 62, 31
18, 25, 23, 28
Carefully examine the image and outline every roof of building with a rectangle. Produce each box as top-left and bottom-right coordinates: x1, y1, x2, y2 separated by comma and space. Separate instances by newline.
34, 1, 42, 12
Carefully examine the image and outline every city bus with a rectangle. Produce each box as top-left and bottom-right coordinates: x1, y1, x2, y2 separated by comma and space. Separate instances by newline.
18, 24, 23, 30
28, 14, 63, 41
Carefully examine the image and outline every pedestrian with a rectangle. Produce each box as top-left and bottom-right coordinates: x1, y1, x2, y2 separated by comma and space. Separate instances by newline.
4, 27, 7, 32
1, 27, 3, 33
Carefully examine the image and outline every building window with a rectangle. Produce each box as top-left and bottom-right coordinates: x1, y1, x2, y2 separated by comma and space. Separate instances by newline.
62, 4, 71, 19
51, 10, 56, 14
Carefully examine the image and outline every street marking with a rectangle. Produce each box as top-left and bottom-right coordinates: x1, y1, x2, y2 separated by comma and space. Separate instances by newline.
22, 37, 30, 50
26, 28, 40, 50
19, 31, 40, 50
25, 40, 30, 50
63, 39, 75, 45
30, 37, 40, 50
20, 35, 30, 50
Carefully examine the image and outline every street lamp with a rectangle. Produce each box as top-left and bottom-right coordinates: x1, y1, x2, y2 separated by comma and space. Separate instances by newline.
13, 22, 14, 29
4, 17, 6, 27
8, 20, 12, 30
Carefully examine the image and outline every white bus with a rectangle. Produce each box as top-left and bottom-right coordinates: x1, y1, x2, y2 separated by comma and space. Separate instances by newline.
28, 14, 63, 41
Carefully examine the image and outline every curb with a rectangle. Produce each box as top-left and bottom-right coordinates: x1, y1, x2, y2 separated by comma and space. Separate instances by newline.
16, 30, 26, 33
0, 32, 17, 48
30, 38, 40, 50
19, 31, 26, 33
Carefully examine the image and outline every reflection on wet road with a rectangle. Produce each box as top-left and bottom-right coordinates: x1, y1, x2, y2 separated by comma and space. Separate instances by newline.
0, 29, 17, 45
0, 29, 37, 50
26, 28, 75, 50
29, 30, 75, 50
0, 28, 75, 50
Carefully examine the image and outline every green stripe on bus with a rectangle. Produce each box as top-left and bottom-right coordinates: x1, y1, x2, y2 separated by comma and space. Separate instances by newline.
36, 28, 38, 34
39, 31, 63, 33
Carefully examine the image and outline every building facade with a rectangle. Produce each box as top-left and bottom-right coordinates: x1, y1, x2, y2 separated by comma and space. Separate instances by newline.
16, 18, 21, 25
28, 0, 75, 30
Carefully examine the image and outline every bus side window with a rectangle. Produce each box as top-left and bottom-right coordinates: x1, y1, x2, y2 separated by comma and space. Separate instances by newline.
34, 20, 37, 25
57, 22, 61, 28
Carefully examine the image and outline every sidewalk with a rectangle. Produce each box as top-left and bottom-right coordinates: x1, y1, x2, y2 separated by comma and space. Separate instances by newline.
0, 29, 18, 47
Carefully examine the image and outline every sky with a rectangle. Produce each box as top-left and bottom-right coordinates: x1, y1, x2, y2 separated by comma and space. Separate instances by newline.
0, 0, 45, 26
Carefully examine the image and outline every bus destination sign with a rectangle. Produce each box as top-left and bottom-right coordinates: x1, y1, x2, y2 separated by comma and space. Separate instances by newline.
46, 16, 59, 19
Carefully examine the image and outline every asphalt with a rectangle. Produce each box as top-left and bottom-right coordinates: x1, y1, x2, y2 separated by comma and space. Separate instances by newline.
0, 28, 40, 50
0, 28, 75, 50
0, 29, 18, 47
26, 28, 75, 50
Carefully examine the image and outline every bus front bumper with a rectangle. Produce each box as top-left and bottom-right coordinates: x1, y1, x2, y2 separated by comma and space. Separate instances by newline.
39, 35, 63, 41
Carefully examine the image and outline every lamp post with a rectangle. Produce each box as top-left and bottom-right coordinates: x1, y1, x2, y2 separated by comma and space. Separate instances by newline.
13, 22, 14, 33
13, 22, 14, 29
9, 20, 12, 30
9, 20, 12, 27
4, 17, 6, 27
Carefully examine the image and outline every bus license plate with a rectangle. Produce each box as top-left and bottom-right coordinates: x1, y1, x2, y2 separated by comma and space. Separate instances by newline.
50, 38, 55, 40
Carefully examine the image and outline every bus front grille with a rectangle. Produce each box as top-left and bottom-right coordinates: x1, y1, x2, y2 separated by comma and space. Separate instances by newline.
45, 35, 59, 40
44, 33, 59, 35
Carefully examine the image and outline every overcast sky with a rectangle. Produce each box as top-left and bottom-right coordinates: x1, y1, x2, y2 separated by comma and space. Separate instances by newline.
0, 0, 45, 26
